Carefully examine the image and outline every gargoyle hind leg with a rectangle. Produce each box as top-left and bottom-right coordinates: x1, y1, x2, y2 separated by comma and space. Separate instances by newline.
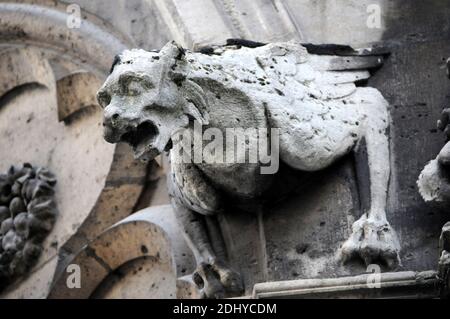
340, 90, 401, 269
170, 198, 243, 298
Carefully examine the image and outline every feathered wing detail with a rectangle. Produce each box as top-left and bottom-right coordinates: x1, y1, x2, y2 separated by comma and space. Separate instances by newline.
167, 40, 398, 270
256, 41, 389, 171
299, 42, 386, 101
168, 153, 223, 216
306, 49, 384, 98
280, 43, 399, 268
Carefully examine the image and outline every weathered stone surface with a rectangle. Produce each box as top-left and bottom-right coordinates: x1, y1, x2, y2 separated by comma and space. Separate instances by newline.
149, 0, 301, 49
57, 72, 104, 122
49, 205, 192, 299
441, 223, 450, 253
369, 39, 450, 273
417, 108, 450, 204
0, 164, 58, 290
176, 275, 202, 299
2, 0, 450, 300
0, 1, 157, 297
91, 257, 176, 299
71, 0, 171, 50
0, 256, 58, 299
439, 222, 450, 298
0, 84, 118, 297
99, 40, 398, 297
0, 1, 130, 75
0, 48, 54, 98
253, 270, 439, 299
0, 49, 148, 299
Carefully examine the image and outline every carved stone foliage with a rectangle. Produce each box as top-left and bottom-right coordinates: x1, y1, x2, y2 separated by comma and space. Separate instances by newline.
0, 164, 57, 289
0, 2, 151, 298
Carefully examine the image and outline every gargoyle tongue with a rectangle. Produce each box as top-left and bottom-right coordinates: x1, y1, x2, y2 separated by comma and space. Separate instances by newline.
119, 121, 161, 160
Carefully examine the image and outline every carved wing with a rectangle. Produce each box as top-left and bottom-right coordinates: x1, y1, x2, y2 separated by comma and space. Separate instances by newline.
301, 44, 388, 100
219, 40, 388, 99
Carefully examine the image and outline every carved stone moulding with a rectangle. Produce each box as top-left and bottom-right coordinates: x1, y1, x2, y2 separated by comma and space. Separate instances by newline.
150, 0, 302, 51
0, 47, 55, 97
0, 2, 131, 75
252, 271, 439, 299
48, 205, 195, 299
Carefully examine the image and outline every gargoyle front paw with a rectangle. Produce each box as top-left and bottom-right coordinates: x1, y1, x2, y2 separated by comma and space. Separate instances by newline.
340, 215, 401, 269
192, 259, 244, 299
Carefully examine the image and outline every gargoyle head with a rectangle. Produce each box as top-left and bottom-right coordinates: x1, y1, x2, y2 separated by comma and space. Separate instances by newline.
97, 41, 208, 161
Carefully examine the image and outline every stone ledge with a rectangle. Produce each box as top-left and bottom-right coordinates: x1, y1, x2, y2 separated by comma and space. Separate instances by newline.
252, 271, 439, 299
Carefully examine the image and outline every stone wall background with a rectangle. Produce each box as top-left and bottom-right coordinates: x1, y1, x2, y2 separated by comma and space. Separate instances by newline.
0, 0, 449, 298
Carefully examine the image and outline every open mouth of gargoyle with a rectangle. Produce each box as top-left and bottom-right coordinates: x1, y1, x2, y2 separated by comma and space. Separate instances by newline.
120, 121, 160, 159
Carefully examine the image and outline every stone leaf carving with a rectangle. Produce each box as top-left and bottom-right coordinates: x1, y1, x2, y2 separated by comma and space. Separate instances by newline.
0, 164, 57, 290
99, 40, 399, 298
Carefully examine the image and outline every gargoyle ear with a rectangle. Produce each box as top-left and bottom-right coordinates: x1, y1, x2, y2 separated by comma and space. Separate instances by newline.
183, 102, 209, 126
181, 80, 210, 125
161, 41, 186, 60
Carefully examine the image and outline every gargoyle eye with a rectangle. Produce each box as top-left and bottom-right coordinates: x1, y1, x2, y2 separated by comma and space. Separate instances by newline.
127, 79, 151, 95
97, 90, 111, 108
119, 73, 154, 93
141, 79, 154, 90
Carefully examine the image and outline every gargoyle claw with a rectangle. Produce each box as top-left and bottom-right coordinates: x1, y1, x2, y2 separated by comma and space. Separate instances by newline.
192, 260, 244, 299
340, 215, 401, 269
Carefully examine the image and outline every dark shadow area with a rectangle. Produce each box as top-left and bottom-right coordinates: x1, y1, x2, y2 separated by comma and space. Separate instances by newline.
0, 83, 47, 111
368, 0, 450, 271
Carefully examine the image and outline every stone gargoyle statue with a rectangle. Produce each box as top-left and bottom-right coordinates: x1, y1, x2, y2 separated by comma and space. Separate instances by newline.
417, 109, 450, 298
97, 40, 400, 298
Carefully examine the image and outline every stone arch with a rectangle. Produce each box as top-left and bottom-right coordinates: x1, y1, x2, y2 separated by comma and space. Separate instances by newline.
56, 72, 103, 123
0, 48, 55, 99
48, 205, 196, 299
0, 1, 131, 75
0, 1, 150, 298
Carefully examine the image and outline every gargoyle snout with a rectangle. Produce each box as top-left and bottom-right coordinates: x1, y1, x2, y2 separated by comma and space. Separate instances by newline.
103, 106, 136, 144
